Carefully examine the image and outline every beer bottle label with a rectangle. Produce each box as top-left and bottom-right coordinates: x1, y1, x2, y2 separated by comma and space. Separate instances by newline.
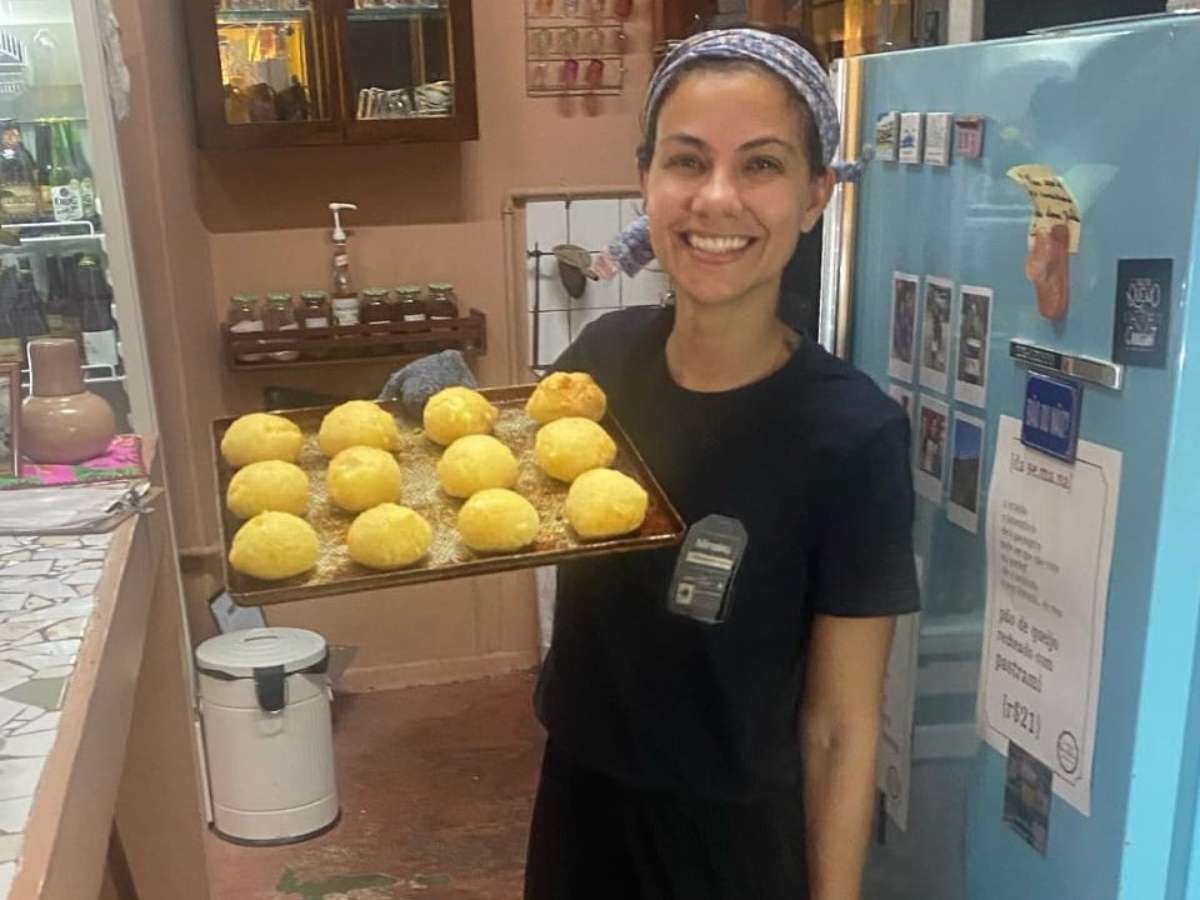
79, 178, 96, 220
0, 185, 38, 222
82, 328, 119, 367
0, 338, 21, 364
52, 184, 83, 223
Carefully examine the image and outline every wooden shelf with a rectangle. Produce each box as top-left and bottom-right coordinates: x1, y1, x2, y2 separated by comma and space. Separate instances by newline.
222, 307, 486, 371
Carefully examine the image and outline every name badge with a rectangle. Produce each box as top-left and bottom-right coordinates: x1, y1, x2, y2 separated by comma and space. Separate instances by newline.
667, 515, 748, 624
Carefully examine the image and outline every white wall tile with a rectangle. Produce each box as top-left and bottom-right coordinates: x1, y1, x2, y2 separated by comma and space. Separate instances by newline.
570, 306, 620, 340
526, 200, 568, 252
567, 199, 621, 253
530, 310, 571, 369
622, 267, 671, 307
619, 197, 645, 229
527, 255, 572, 312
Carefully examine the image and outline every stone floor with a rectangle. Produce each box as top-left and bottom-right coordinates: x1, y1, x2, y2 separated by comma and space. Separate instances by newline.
206, 672, 544, 900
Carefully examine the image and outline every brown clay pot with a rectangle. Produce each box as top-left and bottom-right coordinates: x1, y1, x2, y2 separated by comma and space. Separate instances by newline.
21, 338, 116, 464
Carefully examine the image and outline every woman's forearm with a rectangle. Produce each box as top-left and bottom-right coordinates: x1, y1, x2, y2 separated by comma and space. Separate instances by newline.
802, 718, 881, 900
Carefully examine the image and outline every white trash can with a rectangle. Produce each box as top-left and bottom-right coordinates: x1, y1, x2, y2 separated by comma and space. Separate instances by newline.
196, 627, 339, 844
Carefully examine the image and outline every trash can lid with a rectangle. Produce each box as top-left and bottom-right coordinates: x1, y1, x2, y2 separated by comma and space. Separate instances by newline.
196, 627, 328, 679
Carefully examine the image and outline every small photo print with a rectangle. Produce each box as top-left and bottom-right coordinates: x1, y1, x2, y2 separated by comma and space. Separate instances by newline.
899, 113, 925, 165
915, 395, 949, 504
955, 285, 993, 408
1004, 741, 1052, 856
889, 272, 920, 383
919, 276, 954, 394
948, 413, 985, 533
876, 112, 900, 162
924, 112, 953, 166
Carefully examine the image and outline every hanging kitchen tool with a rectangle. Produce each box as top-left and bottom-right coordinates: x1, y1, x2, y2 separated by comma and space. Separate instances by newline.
553, 244, 595, 299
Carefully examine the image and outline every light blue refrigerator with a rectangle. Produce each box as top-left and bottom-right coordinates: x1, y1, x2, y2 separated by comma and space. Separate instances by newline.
822, 12, 1200, 899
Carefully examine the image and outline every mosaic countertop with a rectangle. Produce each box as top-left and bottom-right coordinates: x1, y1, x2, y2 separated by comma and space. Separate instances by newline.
0, 533, 113, 897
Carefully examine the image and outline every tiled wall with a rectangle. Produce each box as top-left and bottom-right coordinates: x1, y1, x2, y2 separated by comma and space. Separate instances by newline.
526, 197, 671, 370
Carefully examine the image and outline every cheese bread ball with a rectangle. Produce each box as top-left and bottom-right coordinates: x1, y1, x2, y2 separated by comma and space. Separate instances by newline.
228, 512, 319, 581
226, 460, 310, 520
436, 435, 519, 499
220, 413, 303, 468
346, 503, 433, 570
326, 446, 403, 513
534, 417, 617, 483
457, 488, 539, 553
423, 386, 498, 446
317, 400, 402, 457
525, 371, 607, 424
565, 468, 649, 540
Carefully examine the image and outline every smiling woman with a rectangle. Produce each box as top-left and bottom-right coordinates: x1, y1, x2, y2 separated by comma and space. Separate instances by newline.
525, 26, 920, 900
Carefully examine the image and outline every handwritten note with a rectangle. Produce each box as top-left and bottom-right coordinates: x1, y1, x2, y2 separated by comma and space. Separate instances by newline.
1008, 164, 1082, 253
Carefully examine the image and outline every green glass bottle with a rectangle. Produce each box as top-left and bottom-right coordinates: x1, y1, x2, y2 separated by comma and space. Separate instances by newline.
67, 122, 96, 224
48, 120, 82, 224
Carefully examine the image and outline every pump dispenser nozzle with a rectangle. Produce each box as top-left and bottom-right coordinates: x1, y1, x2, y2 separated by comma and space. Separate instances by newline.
329, 202, 358, 242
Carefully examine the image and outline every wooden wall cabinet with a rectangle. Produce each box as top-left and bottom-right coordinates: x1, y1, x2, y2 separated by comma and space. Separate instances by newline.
184, 0, 478, 149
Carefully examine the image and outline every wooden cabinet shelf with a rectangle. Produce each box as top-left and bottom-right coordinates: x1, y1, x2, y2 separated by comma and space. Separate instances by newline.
222, 307, 486, 371
184, 0, 478, 150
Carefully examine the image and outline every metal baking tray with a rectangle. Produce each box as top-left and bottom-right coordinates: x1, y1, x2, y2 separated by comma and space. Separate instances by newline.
211, 385, 685, 605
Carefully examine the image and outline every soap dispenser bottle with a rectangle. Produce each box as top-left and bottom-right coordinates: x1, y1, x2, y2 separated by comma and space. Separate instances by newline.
329, 202, 359, 327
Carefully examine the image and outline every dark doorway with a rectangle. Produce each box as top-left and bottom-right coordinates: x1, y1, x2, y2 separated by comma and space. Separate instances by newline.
985, 0, 1167, 39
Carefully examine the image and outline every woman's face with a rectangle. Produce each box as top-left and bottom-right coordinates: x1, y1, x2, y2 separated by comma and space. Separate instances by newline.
642, 68, 833, 309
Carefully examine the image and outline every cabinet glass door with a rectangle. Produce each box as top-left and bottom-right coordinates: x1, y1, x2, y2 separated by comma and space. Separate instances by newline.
345, 0, 454, 122
215, 0, 325, 125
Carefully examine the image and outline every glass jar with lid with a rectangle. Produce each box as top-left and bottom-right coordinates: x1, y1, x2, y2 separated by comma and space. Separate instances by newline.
426, 282, 459, 322
263, 292, 300, 362
227, 294, 265, 363
299, 289, 331, 359
361, 288, 391, 356
393, 285, 426, 324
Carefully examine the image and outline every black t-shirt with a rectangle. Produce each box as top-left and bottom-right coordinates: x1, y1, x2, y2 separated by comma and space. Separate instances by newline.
535, 307, 920, 801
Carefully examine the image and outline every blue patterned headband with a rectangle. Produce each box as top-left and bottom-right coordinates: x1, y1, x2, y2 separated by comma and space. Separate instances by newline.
647, 28, 843, 169
605, 28, 863, 277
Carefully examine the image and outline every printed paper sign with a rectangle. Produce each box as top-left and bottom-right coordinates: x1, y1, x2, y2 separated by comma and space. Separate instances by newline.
877, 612, 921, 831
978, 416, 1121, 815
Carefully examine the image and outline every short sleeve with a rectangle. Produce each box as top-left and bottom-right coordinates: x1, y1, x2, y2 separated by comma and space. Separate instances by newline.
811, 414, 921, 617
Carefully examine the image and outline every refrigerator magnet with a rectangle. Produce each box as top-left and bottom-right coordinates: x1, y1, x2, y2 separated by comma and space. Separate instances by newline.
924, 113, 953, 166
955, 285, 993, 408
954, 116, 986, 159
947, 412, 985, 534
889, 272, 920, 383
915, 395, 949, 504
919, 276, 954, 394
1112, 258, 1172, 369
899, 113, 924, 165
875, 111, 900, 162
1021, 372, 1082, 465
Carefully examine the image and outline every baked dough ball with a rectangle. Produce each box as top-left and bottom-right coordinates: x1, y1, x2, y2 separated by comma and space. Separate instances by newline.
326, 446, 402, 512
565, 468, 649, 540
457, 489, 539, 553
346, 503, 433, 570
220, 413, 303, 468
525, 371, 607, 424
436, 435, 519, 499
226, 460, 310, 520
317, 400, 402, 457
229, 512, 319, 581
423, 386, 498, 446
535, 417, 617, 483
